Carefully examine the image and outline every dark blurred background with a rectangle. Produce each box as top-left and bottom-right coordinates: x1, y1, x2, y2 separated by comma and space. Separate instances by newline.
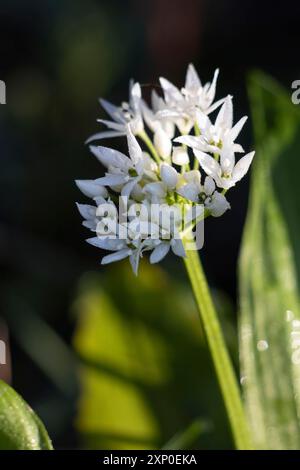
0, 0, 299, 449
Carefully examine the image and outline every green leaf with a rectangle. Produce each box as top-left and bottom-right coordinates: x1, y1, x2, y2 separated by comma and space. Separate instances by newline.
73, 262, 234, 449
239, 71, 300, 449
0, 380, 53, 450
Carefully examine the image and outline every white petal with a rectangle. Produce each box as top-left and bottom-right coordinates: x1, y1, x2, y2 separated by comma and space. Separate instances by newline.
141, 101, 158, 133
87, 237, 125, 251
172, 146, 189, 165
150, 242, 170, 264
171, 238, 186, 257
160, 163, 178, 189
194, 150, 222, 180
126, 128, 143, 165
232, 151, 255, 183
130, 81, 141, 102
174, 135, 200, 149
206, 97, 226, 114
76, 203, 96, 220
233, 143, 244, 153
206, 192, 231, 217
100, 98, 124, 123
229, 116, 248, 141
90, 145, 130, 169
101, 248, 132, 265
177, 183, 199, 202
121, 177, 139, 198
75, 180, 108, 199
143, 182, 166, 198
183, 170, 201, 185
206, 68, 219, 103
220, 150, 235, 174
85, 130, 125, 143
95, 174, 127, 186
96, 119, 124, 131
159, 77, 182, 102
154, 128, 172, 159
204, 176, 215, 195
215, 95, 233, 130
185, 63, 201, 90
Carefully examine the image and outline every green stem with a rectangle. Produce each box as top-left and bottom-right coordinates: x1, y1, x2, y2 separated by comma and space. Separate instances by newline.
138, 131, 161, 165
182, 237, 253, 450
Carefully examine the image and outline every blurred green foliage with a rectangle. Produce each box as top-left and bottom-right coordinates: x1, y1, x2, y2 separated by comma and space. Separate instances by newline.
72, 261, 235, 449
239, 71, 300, 449
0, 380, 53, 450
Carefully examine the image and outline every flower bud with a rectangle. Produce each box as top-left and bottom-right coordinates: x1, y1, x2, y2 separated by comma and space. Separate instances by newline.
154, 128, 172, 159
160, 163, 178, 189
172, 146, 189, 165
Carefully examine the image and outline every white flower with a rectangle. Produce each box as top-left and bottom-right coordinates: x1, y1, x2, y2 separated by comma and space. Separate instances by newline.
156, 64, 225, 133
175, 96, 247, 156
177, 171, 230, 217
90, 128, 150, 197
143, 163, 179, 202
76, 65, 255, 274
194, 148, 255, 190
86, 81, 144, 143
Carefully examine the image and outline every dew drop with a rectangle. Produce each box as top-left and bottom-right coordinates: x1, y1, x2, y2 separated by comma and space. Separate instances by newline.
257, 340, 269, 352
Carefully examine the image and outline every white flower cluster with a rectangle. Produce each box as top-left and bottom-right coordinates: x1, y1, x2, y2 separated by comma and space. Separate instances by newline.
76, 64, 255, 274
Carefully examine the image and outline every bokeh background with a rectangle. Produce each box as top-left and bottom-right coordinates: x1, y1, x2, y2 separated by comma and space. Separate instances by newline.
0, 0, 299, 449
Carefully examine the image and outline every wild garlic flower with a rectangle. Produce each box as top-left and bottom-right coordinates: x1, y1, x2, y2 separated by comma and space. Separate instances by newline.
86, 81, 144, 143
76, 64, 255, 274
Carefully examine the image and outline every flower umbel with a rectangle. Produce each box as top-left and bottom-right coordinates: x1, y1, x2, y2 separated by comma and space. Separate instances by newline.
76, 64, 255, 274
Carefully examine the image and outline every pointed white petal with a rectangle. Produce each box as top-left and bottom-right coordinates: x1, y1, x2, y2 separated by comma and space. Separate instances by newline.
229, 116, 248, 141
101, 248, 132, 265
87, 237, 125, 251
100, 98, 124, 123
159, 77, 182, 102
174, 135, 200, 149
90, 145, 130, 169
171, 238, 186, 257
75, 180, 108, 199
126, 128, 143, 165
206, 68, 219, 104
121, 177, 139, 198
150, 242, 170, 264
232, 151, 255, 183
76, 203, 96, 220
95, 174, 127, 186
85, 130, 125, 143
194, 150, 222, 180
215, 95, 233, 130
96, 119, 125, 131
206, 97, 226, 114
185, 63, 201, 90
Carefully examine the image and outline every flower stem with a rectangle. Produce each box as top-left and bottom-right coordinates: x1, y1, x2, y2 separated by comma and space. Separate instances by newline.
182, 237, 253, 450
139, 131, 161, 165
